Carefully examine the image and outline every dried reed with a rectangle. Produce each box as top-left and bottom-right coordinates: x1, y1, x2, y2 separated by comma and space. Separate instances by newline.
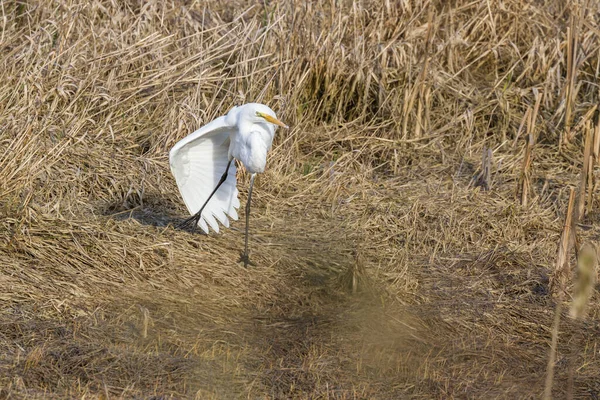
2, 0, 600, 398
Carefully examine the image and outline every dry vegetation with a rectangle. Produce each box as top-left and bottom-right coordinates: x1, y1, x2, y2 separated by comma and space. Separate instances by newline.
2, 0, 600, 398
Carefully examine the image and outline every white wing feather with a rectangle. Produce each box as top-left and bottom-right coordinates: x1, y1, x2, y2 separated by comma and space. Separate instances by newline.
169, 116, 240, 233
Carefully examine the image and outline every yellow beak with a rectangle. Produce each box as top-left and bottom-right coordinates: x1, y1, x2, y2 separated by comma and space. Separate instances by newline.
257, 112, 289, 129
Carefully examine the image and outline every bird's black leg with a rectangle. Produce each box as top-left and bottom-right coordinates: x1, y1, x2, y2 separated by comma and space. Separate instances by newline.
177, 159, 232, 232
238, 173, 256, 267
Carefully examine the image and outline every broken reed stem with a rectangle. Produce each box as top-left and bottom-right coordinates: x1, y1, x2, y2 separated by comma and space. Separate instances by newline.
577, 121, 593, 218
140, 306, 150, 339
571, 104, 597, 134
518, 128, 534, 206
518, 136, 532, 206
513, 107, 531, 148
475, 146, 493, 190
594, 119, 600, 164
563, 23, 573, 142
531, 89, 543, 130
586, 149, 594, 216
414, 8, 434, 138
544, 301, 562, 400
563, 9, 579, 144
338, 250, 369, 295
545, 186, 579, 400
563, 243, 598, 400
590, 119, 600, 213
517, 91, 543, 206
551, 187, 577, 298
378, 42, 388, 110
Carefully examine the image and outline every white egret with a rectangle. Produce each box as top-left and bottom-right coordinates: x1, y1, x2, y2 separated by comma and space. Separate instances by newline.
169, 103, 288, 267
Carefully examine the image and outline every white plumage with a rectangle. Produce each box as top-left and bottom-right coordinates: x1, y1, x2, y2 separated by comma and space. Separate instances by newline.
169, 115, 240, 233
169, 103, 288, 265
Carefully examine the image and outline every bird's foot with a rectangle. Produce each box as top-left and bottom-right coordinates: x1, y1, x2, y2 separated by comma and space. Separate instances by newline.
176, 213, 200, 233
238, 253, 255, 268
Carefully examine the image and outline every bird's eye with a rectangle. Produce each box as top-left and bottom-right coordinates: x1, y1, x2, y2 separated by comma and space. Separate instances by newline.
255, 112, 261, 117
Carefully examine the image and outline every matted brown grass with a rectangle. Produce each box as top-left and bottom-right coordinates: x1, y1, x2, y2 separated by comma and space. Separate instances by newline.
2, 0, 600, 398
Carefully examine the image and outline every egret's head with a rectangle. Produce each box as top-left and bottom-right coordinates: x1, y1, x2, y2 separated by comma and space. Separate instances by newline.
246, 103, 288, 129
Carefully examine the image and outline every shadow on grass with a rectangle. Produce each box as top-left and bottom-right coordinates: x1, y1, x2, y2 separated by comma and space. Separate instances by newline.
102, 193, 207, 234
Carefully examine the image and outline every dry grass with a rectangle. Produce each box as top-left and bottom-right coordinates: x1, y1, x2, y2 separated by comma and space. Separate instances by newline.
2, 0, 600, 398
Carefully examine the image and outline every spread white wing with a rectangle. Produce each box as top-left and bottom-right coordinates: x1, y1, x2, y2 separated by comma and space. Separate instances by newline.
169, 116, 240, 233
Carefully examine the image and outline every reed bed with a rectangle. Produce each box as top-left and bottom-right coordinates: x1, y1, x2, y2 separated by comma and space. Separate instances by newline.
1, 0, 600, 398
